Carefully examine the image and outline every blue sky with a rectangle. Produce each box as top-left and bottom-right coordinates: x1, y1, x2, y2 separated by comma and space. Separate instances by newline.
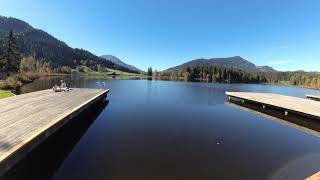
1, 0, 320, 71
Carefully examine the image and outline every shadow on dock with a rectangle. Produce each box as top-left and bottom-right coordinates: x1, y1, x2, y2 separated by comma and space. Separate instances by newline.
1, 99, 109, 180
226, 99, 320, 137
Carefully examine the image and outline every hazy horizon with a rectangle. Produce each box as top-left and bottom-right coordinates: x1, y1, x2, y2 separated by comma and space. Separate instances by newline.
1, 0, 319, 71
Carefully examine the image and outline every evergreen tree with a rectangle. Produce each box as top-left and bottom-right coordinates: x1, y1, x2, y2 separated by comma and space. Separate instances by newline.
147, 67, 153, 76
0, 30, 20, 75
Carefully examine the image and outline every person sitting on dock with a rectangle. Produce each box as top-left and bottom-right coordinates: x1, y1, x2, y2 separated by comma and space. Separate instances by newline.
60, 80, 70, 91
52, 83, 62, 92
52, 80, 70, 92
61, 80, 66, 88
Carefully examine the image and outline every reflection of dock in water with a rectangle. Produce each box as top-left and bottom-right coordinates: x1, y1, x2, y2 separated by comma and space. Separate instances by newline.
2, 99, 109, 179
225, 101, 320, 137
226, 95, 320, 137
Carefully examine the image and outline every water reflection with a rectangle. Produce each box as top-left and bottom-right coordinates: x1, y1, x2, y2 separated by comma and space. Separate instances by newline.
225, 99, 320, 136
2, 99, 109, 180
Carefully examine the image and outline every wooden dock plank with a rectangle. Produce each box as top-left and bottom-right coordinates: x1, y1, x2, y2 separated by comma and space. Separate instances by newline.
226, 92, 320, 120
0, 88, 108, 175
306, 170, 320, 180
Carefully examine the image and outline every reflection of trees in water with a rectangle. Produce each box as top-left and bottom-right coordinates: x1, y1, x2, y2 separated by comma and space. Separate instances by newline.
19, 76, 65, 94
2, 99, 108, 180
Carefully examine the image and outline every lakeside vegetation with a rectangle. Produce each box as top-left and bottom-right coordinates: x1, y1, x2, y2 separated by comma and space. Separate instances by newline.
263, 71, 320, 89
153, 67, 320, 89
0, 89, 14, 99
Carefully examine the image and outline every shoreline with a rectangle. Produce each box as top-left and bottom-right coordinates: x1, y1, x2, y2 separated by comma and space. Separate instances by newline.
4, 73, 319, 96
262, 82, 320, 91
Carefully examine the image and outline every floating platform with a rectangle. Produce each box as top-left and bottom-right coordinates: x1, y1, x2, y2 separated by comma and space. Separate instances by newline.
0, 88, 109, 175
306, 94, 320, 101
226, 92, 320, 120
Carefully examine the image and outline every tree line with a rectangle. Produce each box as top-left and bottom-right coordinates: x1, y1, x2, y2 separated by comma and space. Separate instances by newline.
263, 71, 320, 89
154, 66, 267, 83
149, 66, 320, 89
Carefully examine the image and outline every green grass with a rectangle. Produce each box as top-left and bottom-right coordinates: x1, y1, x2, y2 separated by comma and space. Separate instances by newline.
78, 66, 100, 74
76, 66, 142, 76
103, 68, 140, 76
0, 90, 15, 99
277, 80, 291, 85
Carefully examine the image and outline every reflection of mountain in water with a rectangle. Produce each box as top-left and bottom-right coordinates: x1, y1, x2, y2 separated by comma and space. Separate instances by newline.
225, 100, 320, 137
2, 100, 109, 180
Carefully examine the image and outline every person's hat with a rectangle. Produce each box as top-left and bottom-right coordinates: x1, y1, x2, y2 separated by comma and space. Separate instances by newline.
60, 80, 63, 82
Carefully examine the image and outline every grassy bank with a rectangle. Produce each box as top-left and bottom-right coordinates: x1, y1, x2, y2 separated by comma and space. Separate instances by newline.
76, 65, 143, 77
104, 67, 141, 76
0, 90, 15, 99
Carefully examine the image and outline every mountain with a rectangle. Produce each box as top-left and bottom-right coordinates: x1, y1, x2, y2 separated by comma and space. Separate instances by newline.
256, 66, 276, 72
0, 16, 136, 73
100, 55, 142, 72
166, 56, 276, 72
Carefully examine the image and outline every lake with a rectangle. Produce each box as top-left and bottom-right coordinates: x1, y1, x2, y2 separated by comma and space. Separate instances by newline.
3, 77, 320, 180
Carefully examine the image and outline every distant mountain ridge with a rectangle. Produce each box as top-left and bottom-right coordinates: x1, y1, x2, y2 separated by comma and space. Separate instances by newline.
166, 56, 276, 72
100, 55, 142, 72
0, 15, 137, 73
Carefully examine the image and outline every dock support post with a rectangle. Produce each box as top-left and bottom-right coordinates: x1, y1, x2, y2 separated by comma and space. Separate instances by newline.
285, 111, 288, 116
228, 96, 231, 101
242, 99, 245, 103
263, 105, 266, 109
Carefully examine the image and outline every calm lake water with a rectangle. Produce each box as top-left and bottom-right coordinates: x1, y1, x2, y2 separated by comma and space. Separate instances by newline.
4, 77, 320, 180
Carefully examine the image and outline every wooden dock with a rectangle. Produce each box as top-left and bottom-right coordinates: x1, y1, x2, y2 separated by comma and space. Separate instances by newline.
0, 88, 109, 175
306, 170, 320, 180
226, 92, 320, 120
306, 94, 320, 101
